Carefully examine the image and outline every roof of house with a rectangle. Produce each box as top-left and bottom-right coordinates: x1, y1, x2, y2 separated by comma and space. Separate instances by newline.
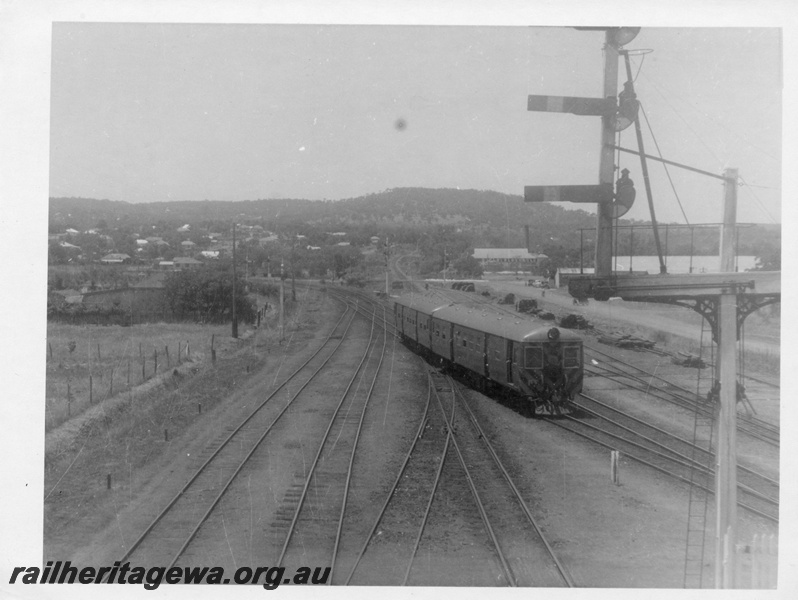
101, 253, 130, 260
173, 257, 202, 265
472, 248, 547, 260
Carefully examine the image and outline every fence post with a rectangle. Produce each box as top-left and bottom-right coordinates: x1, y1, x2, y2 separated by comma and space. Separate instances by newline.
154, 349, 158, 374
109, 369, 113, 397
127, 360, 130, 386
211, 334, 216, 363
48, 341, 53, 360
177, 342, 182, 364
187, 340, 190, 359
97, 343, 101, 362
165, 345, 170, 368
89, 376, 92, 405
610, 450, 620, 485
142, 357, 146, 381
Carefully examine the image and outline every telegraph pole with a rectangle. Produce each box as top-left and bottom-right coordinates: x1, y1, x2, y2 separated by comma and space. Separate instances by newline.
231, 222, 238, 338
385, 242, 390, 295
279, 259, 285, 342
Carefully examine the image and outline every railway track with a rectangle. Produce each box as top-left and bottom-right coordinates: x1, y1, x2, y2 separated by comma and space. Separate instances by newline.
548, 393, 778, 523
344, 365, 574, 586
307, 284, 781, 577
109, 298, 360, 572
272, 303, 389, 581
327, 287, 573, 586
583, 344, 780, 447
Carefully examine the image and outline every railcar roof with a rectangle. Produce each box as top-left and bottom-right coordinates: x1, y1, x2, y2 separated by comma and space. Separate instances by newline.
433, 304, 582, 342
393, 294, 452, 314
396, 295, 582, 343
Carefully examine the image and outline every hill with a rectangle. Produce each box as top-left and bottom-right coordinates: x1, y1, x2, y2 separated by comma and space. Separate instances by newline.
49, 188, 779, 262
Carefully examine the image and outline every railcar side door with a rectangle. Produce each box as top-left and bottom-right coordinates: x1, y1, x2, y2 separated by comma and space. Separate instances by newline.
506, 339, 513, 383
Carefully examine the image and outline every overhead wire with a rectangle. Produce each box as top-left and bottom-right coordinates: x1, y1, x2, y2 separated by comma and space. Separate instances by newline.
640, 74, 725, 168
638, 102, 691, 225
631, 56, 779, 227
738, 175, 779, 224
626, 53, 691, 226
639, 70, 779, 163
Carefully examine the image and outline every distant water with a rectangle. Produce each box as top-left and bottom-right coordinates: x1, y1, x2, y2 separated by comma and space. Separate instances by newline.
612, 255, 758, 273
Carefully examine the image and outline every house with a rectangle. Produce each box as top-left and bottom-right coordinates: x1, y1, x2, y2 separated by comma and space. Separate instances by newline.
173, 257, 203, 270
60, 241, 81, 251
146, 237, 169, 246
136, 239, 148, 246
306, 245, 321, 251
200, 250, 220, 259
177, 224, 191, 232
100, 253, 131, 264
472, 248, 548, 269
370, 236, 380, 245
181, 240, 196, 249
335, 242, 351, 247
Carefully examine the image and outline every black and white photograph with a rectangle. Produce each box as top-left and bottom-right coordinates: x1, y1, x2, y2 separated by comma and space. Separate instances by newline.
1, 1, 795, 597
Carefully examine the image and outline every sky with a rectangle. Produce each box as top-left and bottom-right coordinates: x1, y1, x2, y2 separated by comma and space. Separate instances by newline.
48, 22, 782, 225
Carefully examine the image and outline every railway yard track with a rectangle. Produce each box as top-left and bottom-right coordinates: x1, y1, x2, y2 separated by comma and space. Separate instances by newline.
109, 298, 360, 572
329, 288, 574, 586
67, 280, 778, 586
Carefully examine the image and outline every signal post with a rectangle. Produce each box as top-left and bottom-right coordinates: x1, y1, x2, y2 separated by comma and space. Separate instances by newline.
524, 28, 780, 588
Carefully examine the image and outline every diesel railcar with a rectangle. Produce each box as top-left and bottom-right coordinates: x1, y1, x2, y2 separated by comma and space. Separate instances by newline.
394, 295, 583, 413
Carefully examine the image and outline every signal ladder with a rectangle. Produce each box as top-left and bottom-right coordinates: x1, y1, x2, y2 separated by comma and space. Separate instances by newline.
682, 317, 717, 588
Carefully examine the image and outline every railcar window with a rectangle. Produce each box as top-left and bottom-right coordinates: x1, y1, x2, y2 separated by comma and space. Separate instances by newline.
462, 339, 467, 347
564, 346, 581, 368
524, 346, 543, 369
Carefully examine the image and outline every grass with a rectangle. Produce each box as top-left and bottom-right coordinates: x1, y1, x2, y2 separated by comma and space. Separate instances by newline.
42, 289, 317, 557
45, 322, 232, 432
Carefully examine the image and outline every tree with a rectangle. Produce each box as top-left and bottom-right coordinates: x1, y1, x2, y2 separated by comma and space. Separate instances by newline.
753, 243, 780, 271
451, 254, 483, 278
164, 268, 256, 323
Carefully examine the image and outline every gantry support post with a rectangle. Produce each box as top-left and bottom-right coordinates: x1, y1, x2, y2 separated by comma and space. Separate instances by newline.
715, 167, 739, 588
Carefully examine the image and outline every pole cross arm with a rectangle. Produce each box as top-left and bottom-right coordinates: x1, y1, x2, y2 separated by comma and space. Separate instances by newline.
524, 183, 613, 203
528, 94, 616, 117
